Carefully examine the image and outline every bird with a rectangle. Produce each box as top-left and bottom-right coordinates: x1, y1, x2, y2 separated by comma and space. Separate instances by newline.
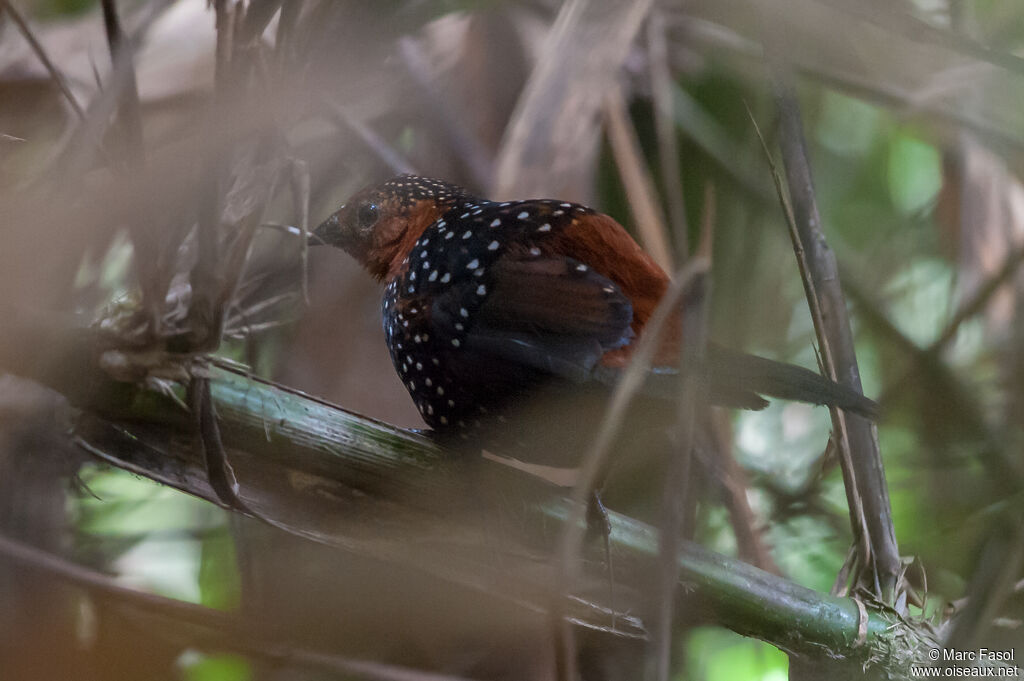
311, 174, 876, 463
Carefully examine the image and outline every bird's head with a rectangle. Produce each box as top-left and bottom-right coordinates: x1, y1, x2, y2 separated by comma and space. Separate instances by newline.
312, 175, 470, 280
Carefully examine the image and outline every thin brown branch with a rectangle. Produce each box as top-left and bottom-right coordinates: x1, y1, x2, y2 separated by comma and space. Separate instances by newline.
676, 15, 1024, 155
931, 240, 1024, 352
746, 104, 872, 584
764, 72, 900, 599
100, 0, 145, 166
0, 533, 484, 681
553, 260, 708, 681
322, 100, 418, 176
189, 0, 233, 350
604, 86, 674, 272
841, 270, 1024, 493
188, 375, 245, 511
817, 0, 1024, 79
398, 37, 493, 190
493, 0, 655, 201
652, 265, 711, 681
647, 8, 689, 258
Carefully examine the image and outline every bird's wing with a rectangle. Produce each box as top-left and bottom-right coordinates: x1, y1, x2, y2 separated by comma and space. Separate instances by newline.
430, 253, 635, 384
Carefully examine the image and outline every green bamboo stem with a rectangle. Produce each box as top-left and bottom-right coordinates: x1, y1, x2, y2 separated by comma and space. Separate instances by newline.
73, 360, 931, 672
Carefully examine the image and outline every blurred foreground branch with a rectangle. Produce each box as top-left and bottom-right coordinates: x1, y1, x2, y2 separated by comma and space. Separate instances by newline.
0, 315, 938, 678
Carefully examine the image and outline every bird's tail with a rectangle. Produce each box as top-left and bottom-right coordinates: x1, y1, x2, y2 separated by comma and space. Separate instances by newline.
594, 344, 878, 419
704, 344, 878, 418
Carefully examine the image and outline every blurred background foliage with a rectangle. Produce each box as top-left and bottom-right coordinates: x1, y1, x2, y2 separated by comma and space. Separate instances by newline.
1, 0, 1023, 679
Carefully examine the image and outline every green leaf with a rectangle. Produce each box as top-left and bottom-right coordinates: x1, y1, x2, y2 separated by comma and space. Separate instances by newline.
816, 91, 882, 157
180, 653, 251, 681
888, 134, 942, 215
686, 627, 788, 681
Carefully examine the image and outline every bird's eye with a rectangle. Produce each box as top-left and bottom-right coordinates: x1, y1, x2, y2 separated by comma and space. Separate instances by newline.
356, 202, 380, 229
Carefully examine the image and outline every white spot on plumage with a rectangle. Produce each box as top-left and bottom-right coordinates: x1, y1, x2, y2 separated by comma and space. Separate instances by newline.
487, 241, 499, 250
517, 211, 528, 220
476, 285, 486, 296
538, 223, 551, 232
429, 270, 438, 281
529, 247, 541, 256
451, 338, 461, 347
466, 258, 479, 269
441, 272, 451, 283
460, 307, 468, 318
437, 386, 445, 396
490, 219, 501, 227
463, 231, 472, 239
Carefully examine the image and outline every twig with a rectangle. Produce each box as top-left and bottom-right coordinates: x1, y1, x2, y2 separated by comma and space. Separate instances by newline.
942, 511, 1024, 662
1, 0, 85, 121
398, 37, 493, 190
322, 100, 418, 176
762, 68, 901, 599
651, 182, 716, 679
817, 0, 1024, 79
553, 260, 708, 681
188, 375, 246, 512
841, 271, 1024, 493
603, 86, 674, 272
647, 8, 689, 258
189, 0, 233, 350
0, 533, 485, 681
652, 266, 711, 680
493, 0, 655, 200
100, 0, 145, 165
676, 15, 1024, 155
931, 240, 1024, 352
745, 104, 872, 582
672, 86, 776, 204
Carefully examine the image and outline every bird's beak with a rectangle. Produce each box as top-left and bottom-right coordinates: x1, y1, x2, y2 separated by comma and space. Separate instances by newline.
309, 212, 339, 246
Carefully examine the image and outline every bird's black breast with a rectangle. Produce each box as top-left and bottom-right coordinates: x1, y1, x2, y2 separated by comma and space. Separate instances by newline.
381, 197, 620, 436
